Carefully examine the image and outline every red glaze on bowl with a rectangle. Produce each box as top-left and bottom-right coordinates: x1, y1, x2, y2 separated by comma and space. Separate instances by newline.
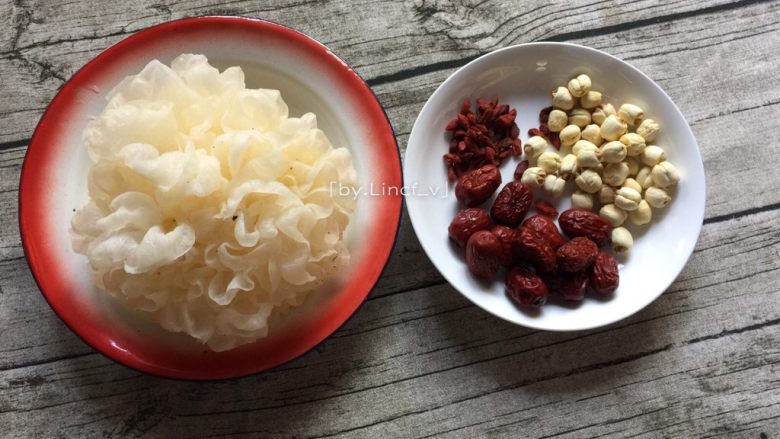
19, 17, 402, 380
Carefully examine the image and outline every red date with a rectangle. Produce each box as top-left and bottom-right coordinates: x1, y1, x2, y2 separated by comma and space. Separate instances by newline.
590, 252, 620, 295
466, 230, 503, 279
559, 208, 612, 245
491, 225, 520, 266
491, 181, 533, 227
522, 215, 567, 250
516, 226, 557, 273
506, 268, 548, 308
513, 160, 530, 181
455, 165, 502, 207
448, 208, 491, 247
556, 237, 598, 272
545, 271, 589, 302
534, 200, 559, 219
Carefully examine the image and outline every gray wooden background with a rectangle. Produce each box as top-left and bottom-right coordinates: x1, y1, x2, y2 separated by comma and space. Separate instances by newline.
1, 1, 779, 438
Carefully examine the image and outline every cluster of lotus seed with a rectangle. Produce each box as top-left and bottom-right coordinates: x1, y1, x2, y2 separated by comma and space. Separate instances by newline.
521, 73, 681, 254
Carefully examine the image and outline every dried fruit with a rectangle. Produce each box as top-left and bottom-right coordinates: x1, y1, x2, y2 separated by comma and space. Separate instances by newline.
545, 271, 589, 302
539, 106, 553, 124
466, 230, 503, 279
448, 208, 491, 247
559, 208, 612, 245
506, 268, 548, 308
491, 181, 533, 227
590, 252, 619, 295
443, 99, 521, 180
528, 127, 545, 138
549, 131, 562, 150
556, 237, 598, 272
491, 225, 520, 266
522, 215, 567, 249
534, 200, 559, 219
455, 165, 502, 207
513, 159, 530, 181
517, 224, 557, 272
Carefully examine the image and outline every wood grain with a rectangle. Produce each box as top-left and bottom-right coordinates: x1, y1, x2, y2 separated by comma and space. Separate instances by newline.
1, 0, 779, 438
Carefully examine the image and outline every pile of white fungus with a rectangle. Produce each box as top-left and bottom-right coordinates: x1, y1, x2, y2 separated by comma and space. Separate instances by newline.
71, 54, 357, 351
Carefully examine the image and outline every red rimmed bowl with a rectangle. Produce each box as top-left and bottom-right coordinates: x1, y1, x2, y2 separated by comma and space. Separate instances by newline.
19, 17, 402, 380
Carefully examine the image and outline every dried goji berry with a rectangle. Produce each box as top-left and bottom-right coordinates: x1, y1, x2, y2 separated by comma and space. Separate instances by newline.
539, 106, 553, 124
534, 200, 559, 219
514, 160, 530, 181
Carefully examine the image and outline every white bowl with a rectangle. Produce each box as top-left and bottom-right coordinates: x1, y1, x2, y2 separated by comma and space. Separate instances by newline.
405, 42, 705, 331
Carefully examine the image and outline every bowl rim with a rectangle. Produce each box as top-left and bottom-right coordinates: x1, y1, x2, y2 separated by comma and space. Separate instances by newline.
18, 16, 403, 380
404, 41, 706, 331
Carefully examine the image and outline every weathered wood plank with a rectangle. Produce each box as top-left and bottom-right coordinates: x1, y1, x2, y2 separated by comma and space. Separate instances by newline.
2, 0, 780, 438
0, 0, 776, 143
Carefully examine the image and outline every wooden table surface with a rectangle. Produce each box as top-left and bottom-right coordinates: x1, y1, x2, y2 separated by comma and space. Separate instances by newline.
2, 1, 779, 438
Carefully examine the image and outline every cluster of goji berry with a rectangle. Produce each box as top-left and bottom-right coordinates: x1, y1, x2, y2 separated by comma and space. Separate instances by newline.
442, 98, 522, 181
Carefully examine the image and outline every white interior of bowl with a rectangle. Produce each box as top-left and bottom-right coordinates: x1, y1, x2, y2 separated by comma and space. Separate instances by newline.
48, 34, 378, 350
405, 42, 705, 331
